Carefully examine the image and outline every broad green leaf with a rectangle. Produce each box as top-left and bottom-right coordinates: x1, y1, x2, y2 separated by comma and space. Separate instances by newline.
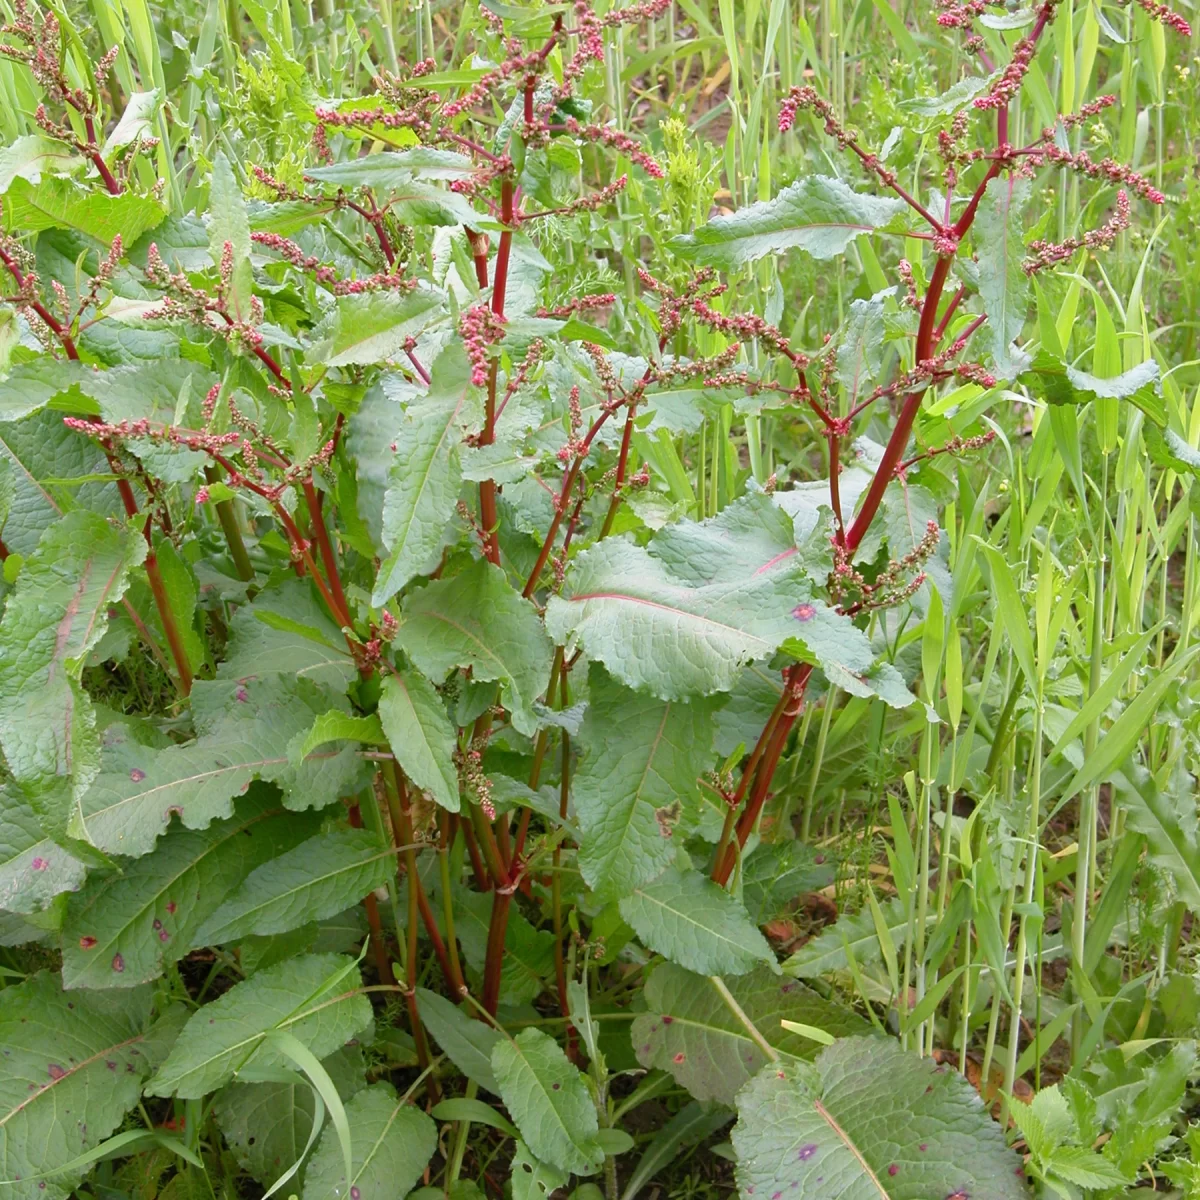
491, 1028, 604, 1176
373, 345, 471, 604
325, 290, 447, 367
0, 359, 90, 422
669, 176, 905, 268
0, 511, 145, 842
302, 1082, 437, 1200
974, 174, 1031, 377
0, 134, 83, 192
783, 895, 926, 978
574, 667, 716, 901
632, 965, 871, 1104
195, 826, 397, 944
214, 1044, 366, 1189
453, 886, 556, 1004
547, 536, 908, 706
304, 148, 476, 185
102, 90, 161, 153
1021, 353, 1164, 425
1146, 424, 1200, 479
217, 581, 358, 692
77, 676, 366, 858
290, 711, 386, 764
397, 559, 553, 737
835, 296, 887, 401
146, 953, 372, 1098
618, 864, 777, 976
732, 1038, 1026, 1199
378, 670, 460, 811
899, 76, 991, 119
61, 789, 322, 988
0, 972, 159, 1200
415, 987, 502, 1094
741, 842, 836, 925
0, 781, 87, 914
1115, 766, 1200, 911
1, 175, 166, 245
510, 1139, 569, 1200
208, 152, 254, 322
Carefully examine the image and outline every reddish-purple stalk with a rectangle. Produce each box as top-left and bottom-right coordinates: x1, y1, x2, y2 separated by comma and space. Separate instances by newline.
713, 10, 1058, 886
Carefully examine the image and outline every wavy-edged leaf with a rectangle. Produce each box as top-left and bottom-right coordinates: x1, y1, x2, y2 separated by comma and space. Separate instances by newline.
1115, 766, 1200, 911
974, 174, 1031, 378
0, 780, 86, 914
195, 826, 397, 944
78, 676, 365, 857
325, 289, 446, 367
491, 1028, 604, 1176
209, 152, 254, 322
146, 953, 372, 1098
899, 76, 991, 120
378, 670, 459, 811
0, 972, 159, 1200
0, 358, 90, 422
0, 511, 145, 842
732, 1037, 1027, 1200
835, 296, 887, 402
397, 558, 553, 737
304, 148, 476, 185
302, 1082, 437, 1200
373, 344, 471, 605
783, 895, 931, 978
1, 175, 166, 245
290, 711, 386, 765
61, 789, 322, 988
416, 987, 502, 1094
0, 134, 83, 192
217, 580, 358, 692
669, 176, 905, 268
633, 965, 871, 1105
618, 864, 777, 976
575, 667, 715, 902
214, 1044, 365, 1190
1021, 353, 1164, 425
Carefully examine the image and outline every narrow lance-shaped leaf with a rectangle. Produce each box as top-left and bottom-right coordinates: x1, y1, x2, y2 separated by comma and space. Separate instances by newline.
61, 788, 323, 989
378, 670, 460, 811
0, 511, 145, 842
146, 953, 373, 1098
373, 343, 472, 605
732, 1037, 1028, 1200
325, 289, 447, 368
632, 965, 871, 1105
574, 667, 716, 901
974, 174, 1031, 378
669, 176, 906, 268
416, 987, 503, 1094
302, 1082, 437, 1200
618, 863, 777, 977
195, 826, 398, 945
491, 1028, 604, 1176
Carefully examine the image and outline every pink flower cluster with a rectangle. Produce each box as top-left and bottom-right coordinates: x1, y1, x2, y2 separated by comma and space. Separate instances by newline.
251, 231, 415, 294
561, 118, 664, 178
460, 304, 508, 386
1024, 190, 1130, 273
1135, 0, 1191, 36
974, 12, 1048, 110
536, 293, 616, 319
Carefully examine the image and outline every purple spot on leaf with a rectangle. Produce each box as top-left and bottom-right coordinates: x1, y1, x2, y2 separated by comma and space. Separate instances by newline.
30, 857, 48, 871
797, 1145, 817, 1161
919, 1144, 928, 1152
792, 603, 816, 622
888, 1165, 898, 1177
111, 953, 124, 973
152, 919, 162, 930
235, 686, 249, 703
47, 1064, 65, 1081
350, 1189, 360, 1200
166, 901, 177, 915
130, 768, 146, 782
661, 1015, 673, 1025
79, 936, 97, 950
814, 854, 825, 865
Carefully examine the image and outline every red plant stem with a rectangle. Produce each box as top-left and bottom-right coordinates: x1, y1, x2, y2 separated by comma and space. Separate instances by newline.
348, 801, 398, 987
829, 431, 845, 543
302, 479, 351, 627
933, 286, 967, 345
143, 540, 196, 696
598, 402, 639, 538
716, 27, 1053, 877
216, 311, 292, 386
464, 228, 491, 288
406, 347, 432, 385
460, 814, 490, 889
480, 890, 512, 1016
82, 114, 122, 195
842, 137, 942, 230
